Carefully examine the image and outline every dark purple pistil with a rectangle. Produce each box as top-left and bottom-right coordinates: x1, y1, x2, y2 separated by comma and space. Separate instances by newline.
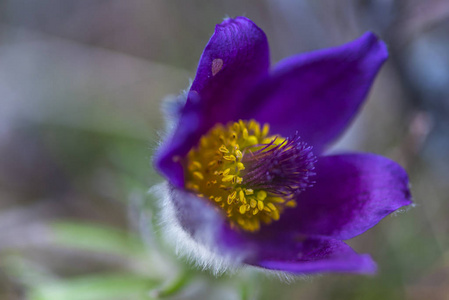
241, 134, 317, 199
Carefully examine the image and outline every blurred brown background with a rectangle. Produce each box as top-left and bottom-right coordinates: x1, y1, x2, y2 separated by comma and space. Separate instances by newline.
1, 1, 449, 299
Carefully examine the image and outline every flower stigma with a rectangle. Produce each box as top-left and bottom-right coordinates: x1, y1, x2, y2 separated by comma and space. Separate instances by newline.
184, 120, 316, 232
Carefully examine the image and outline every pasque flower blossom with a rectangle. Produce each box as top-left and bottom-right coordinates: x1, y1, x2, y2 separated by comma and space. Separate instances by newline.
153, 17, 411, 275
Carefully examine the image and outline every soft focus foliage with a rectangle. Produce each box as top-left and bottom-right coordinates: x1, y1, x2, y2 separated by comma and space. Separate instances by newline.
1, 1, 449, 299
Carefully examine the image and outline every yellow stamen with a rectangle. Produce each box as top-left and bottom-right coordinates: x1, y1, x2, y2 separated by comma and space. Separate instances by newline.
223, 155, 236, 161
250, 198, 257, 208
184, 120, 296, 232
245, 189, 254, 195
193, 172, 204, 180
222, 175, 234, 182
267, 203, 277, 212
257, 190, 267, 201
219, 145, 229, 153
242, 128, 249, 139
247, 136, 258, 146
239, 190, 246, 203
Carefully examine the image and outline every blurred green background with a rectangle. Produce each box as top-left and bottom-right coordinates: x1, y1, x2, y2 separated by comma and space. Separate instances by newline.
1, 1, 449, 299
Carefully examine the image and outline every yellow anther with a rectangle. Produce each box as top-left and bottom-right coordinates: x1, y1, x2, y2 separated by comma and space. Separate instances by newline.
250, 198, 257, 208
227, 196, 234, 205
215, 196, 222, 202
222, 168, 231, 176
208, 160, 217, 167
262, 137, 275, 144
270, 197, 284, 203
247, 136, 258, 146
271, 210, 280, 220
248, 120, 260, 135
257, 200, 264, 211
187, 183, 199, 191
239, 190, 246, 203
254, 124, 260, 136
193, 172, 204, 180
248, 120, 256, 130
242, 128, 249, 140
237, 162, 245, 171
189, 161, 202, 171
286, 200, 297, 207
239, 205, 247, 214
245, 189, 254, 195
262, 123, 270, 136
253, 208, 259, 215
219, 145, 229, 153
222, 175, 234, 182
223, 155, 236, 161
273, 137, 286, 145
235, 150, 243, 160
267, 203, 277, 211
257, 190, 267, 201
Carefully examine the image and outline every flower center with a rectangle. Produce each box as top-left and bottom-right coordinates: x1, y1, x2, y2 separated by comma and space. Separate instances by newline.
184, 120, 316, 232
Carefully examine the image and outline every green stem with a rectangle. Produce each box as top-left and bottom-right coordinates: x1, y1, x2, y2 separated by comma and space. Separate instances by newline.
153, 271, 192, 298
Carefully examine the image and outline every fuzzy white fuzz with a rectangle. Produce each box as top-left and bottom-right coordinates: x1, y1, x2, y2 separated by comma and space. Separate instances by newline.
150, 182, 247, 276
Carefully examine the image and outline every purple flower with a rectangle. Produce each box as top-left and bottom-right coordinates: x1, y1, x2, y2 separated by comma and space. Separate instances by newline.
153, 17, 412, 276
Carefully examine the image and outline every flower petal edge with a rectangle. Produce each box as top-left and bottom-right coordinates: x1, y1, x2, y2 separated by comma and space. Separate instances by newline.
243, 32, 388, 154
154, 17, 270, 188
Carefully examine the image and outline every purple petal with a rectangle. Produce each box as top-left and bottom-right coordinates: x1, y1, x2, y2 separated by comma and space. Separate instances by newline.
248, 235, 376, 275
163, 184, 376, 275
164, 184, 254, 259
271, 153, 412, 240
244, 32, 388, 153
155, 17, 270, 188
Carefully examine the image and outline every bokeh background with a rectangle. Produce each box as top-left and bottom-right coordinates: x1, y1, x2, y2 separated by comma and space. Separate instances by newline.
1, 1, 449, 299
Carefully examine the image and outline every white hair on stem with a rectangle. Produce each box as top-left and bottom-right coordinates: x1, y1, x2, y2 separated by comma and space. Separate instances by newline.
150, 182, 246, 276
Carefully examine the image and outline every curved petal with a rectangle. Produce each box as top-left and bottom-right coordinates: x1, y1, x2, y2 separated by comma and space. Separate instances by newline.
159, 183, 256, 266
271, 153, 412, 240
248, 235, 376, 275
155, 17, 270, 188
244, 32, 388, 153
158, 183, 376, 275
